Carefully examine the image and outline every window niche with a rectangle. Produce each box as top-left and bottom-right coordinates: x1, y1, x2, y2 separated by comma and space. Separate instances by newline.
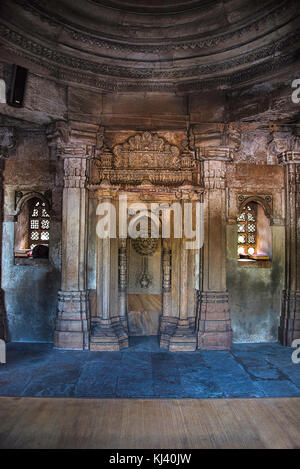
237, 196, 272, 268
14, 192, 51, 265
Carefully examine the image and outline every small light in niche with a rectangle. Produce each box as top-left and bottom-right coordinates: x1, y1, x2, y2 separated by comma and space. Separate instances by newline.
248, 247, 255, 255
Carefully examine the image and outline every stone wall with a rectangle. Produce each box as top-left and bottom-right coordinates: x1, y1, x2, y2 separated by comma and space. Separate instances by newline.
2, 129, 62, 342
0, 72, 293, 345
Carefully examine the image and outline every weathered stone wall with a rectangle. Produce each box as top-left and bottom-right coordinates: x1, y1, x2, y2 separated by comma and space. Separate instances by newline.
227, 149, 285, 342
2, 129, 62, 342
0, 72, 291, 344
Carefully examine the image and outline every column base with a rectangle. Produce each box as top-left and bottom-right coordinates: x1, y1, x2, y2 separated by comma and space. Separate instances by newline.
278, 290, 300, 346
159, 317, 197, 351
54, 291, 89, 350
90, 318, 129, 351
197, 291, 232, 350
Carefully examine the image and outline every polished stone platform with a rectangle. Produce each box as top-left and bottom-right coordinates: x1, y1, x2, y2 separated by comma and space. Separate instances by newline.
0, 337, 299, 398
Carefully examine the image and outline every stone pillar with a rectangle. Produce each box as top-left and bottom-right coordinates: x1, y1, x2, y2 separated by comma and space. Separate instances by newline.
47, 121, 100, 350
0, 127, 15, 341
192, 124, 240, 350
277, 150, 300, 345
90, 190, 128, 350
268, 124, 300, 345
168, 233, 197, 352
119, 238, 128, 332
159, 238, 173, 348
162, 239, 172, 316
197, 151, 232, 349
55, 147, 90, 349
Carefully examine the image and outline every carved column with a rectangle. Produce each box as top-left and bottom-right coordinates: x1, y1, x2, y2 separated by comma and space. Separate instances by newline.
198, 152, 232, 349
168, 196, 197, 352
159, 238, 173, 348
0, 127, 15, 341
90, 190, 128, 350
192, 124, 239, 350
268, 124, 300, 345
47, 121, 99, 350
119, 238, 128, 332
278, 150, 300, 345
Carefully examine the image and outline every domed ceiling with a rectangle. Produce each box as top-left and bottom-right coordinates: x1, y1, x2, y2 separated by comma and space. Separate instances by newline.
0, 0, 299, 92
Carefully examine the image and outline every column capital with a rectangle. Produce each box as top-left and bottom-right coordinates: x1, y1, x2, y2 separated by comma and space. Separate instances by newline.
191, 122, 241, 154
278, 151, 300, 165
63, 156, 88, 188
46, 120, 103, 159
268, 123, 300, 158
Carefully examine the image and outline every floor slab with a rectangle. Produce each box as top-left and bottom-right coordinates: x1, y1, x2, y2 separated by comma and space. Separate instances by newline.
0, 337, 299, 399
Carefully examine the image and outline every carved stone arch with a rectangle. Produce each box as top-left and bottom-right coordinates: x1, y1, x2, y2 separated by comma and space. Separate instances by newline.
237, 194, 273, 223
15, 191, 51, 218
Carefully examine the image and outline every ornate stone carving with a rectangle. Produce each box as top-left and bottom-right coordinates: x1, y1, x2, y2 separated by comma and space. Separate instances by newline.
203, 167, 226, 189
13, 0, 297, 55
237, 194, 273, 219
63, 157, 87, 189
113, 132, 180, 169
91, 132, 197, 187
132, 237, 159, 257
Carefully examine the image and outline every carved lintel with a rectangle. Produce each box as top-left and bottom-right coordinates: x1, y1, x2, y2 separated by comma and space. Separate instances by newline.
196, 147, 233, 162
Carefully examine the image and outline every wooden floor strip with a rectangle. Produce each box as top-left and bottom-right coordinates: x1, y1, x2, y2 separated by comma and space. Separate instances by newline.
0, 397, 299, 449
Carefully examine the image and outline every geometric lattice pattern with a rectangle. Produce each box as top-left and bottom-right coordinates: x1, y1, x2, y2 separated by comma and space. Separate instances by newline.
29, 199, 50, 249
237, 203, 257, 256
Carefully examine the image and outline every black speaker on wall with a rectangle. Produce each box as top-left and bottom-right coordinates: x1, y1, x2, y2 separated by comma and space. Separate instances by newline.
8, 65, 28, 107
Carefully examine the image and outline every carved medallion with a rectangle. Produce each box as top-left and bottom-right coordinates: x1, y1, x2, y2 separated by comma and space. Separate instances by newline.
132, 237, 159, 256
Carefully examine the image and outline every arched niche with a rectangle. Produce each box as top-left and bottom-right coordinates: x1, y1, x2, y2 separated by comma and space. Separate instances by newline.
237, 195, 273, 259
14, 192, 51, 258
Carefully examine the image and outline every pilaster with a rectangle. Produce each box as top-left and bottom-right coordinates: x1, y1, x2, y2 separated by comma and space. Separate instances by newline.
47, 120, 100, 350
193, 124, 239, 350
90, 189, 128, 350
277, 149, 300, 345
0, 127, 15, 342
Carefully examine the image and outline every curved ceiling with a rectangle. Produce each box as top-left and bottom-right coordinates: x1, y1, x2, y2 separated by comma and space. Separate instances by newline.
0, 0, 299, 92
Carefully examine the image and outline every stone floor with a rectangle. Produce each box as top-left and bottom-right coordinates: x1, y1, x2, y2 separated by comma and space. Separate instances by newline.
0, 337, 299, 398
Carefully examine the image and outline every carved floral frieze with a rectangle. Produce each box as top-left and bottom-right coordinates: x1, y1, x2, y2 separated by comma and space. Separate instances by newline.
91, 132, 198, 187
